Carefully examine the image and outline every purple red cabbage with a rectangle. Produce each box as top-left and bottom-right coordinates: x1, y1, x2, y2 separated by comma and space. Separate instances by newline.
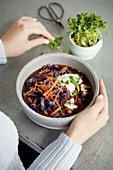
22, 64, 93, 118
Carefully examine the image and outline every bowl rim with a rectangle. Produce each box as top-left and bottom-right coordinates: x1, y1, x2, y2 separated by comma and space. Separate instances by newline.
69, 32, 103, 49
16, 53, 99, 121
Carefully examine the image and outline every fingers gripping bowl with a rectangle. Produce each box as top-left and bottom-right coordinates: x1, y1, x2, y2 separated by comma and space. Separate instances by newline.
16, 53, 99, 129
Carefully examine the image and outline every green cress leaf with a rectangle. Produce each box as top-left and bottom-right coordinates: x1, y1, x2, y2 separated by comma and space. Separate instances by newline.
62, 48, 66, 52
67, 11, 109, 47
48, 36, 63, 52
66, 101, 71, 106
65, 80, 69, 84
83, 85, 91, 89
69, 76, 80, 86
69, 75, 73, 79
41, 53, 46, 55
72, 89, 78, 95
76, 84, 80, 92
69, 75, 80, 93
43, 35, 68, 53
75, 77, 80, 83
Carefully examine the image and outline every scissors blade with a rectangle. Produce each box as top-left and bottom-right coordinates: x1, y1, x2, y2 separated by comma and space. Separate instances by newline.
56, 19, 64, 29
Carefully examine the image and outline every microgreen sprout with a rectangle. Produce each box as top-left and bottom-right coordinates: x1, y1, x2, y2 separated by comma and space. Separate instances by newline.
72, 89, 78, 95
62, 48, 66, 52
48, 36, 63, 52
65, 80, 69, 85
83, 85, 91, 89
67, 11, 109, 47
43, 33, 67, 53
61, 80, 64, 83
66, 101, 72, 106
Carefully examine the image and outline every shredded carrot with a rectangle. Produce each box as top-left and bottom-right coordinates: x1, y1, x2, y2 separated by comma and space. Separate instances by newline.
28, 97, 33, 103
76, 93, 79, 101
63, 108, 72, 114
61, 66, 68, 72
24, 89, 33, 96
55, 100, 61, 108
23, 65, 72, 117
34, 98, 37, 104
54, 81, 62, 103
37, 84, 46, 91
54, 65, 59, 68
68, 109, 72, 114
46, 89, 57, 98
37, 87, 43, 94
43, 80, 58, 96
50, 107, 61, 116
47, 93, 54, 100
36, 103, 41, 107
46, 76, 55, 80
35, 79, 37, 85
38, 84, 46, 87
44, 110, 49, 115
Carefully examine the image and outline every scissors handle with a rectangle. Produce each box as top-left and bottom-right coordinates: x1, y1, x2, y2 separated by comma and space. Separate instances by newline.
38, 6, 54, 22
38, 3, 64, 22
49, 2, 64, 20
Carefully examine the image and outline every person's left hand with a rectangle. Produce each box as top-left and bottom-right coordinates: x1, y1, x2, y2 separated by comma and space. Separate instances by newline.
1, 17, 54, 58
66, 79, 109, 145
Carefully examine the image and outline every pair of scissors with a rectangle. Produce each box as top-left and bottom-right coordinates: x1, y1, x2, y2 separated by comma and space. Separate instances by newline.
38, 2, 64, 29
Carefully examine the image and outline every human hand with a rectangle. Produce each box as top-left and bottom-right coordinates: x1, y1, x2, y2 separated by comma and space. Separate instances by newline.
66, 79, 109, 145
1, 17, 54, 58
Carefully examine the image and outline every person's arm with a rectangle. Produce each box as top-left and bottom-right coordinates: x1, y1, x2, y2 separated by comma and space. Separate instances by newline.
66, 79, 109, 145
28, 132, 82, 170
0, 111, 25, 170
0, 16, 54, 64
0, 39, 7, 64
28, 79, 109, 170
0, 80, 108, 170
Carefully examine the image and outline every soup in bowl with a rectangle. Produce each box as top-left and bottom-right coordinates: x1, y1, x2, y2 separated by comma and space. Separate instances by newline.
16, 53, 99, 129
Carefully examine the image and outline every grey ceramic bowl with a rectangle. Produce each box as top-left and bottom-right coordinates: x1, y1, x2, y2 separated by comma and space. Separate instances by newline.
16, 53, 99, 129
69, 32, 103, 60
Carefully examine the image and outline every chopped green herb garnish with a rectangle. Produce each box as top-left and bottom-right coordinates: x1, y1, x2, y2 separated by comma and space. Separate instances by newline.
65, 80, 69, 84
48, 36, 63, 52
70, 80, 76, 84
67, 11, 109, 47
57, 46, 61, 52
69, 75, 80, 89
43, 34, 67, 52
62, 48, 66, 52
76, 84, 80, 92
69, 76, 74, 80
83, 85, 91, 89
66, 101, 71, 106
75, 77, 80, 83
41, 53, 46, 55
61, 80, 64, 83
72, 89, 78, 95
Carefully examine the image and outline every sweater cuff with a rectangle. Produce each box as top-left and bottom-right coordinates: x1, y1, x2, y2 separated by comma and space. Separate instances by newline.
0, 39, 7, 64
28, 132, 82, 170
8, 151, 25, 170
0, 111, 19, 169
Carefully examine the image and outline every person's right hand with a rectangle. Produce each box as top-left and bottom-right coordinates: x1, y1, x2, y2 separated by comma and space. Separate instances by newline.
1, 17, 54, 58
66, 79, 109, 145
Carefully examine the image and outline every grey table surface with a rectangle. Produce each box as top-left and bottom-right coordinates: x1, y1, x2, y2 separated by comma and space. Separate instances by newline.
0, 0, 113, 169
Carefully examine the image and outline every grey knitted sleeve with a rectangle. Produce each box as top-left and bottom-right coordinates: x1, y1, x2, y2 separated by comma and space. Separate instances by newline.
28, 132, 82, 170
0, 39, 7, 64
0, 111, 82, 170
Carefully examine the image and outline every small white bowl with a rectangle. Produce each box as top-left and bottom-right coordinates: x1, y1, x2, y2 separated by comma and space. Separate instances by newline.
69, 33, 103, 60
16, 53, 99, 129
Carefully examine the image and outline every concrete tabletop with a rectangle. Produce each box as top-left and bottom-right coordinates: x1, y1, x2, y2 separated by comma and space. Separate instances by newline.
0, 0, 113, 169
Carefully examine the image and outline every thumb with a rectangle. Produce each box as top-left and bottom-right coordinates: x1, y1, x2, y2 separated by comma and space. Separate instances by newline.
29, 38, 49, 48
90, 95, 104, 116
